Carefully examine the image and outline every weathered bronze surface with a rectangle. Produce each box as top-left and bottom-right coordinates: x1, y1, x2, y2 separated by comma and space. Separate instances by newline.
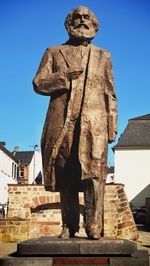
33, 6, 117, 239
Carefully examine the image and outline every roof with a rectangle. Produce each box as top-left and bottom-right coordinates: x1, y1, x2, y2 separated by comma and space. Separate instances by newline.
15, 151, 34, 166
113, 114, 150, 150
0, 143, 18, 163
130, 114, 150, 121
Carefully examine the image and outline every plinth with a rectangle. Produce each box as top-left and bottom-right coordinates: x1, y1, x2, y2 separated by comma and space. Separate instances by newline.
17, 236, 136, 255
0, 237, 149, 266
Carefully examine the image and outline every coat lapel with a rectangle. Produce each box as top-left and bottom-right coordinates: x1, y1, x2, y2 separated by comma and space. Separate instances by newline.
59, 46, 71, 68
87, 45, 102, 78
59, 45, 83, 69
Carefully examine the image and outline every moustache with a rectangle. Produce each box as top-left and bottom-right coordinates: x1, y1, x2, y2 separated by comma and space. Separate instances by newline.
73, 24, 89, 30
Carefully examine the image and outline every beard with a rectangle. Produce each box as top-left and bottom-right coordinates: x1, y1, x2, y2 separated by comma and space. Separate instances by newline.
68, 24, 96, 41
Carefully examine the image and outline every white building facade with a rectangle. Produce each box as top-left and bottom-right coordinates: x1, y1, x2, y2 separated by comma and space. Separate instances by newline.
28, 150, 43, 184
0, 143, 18, 206
15, 150, 43, 184
114, 114, 150, 208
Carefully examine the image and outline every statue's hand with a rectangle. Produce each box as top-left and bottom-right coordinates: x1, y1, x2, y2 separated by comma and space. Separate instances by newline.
66, 68, 83, 80
108, 132, 117, 143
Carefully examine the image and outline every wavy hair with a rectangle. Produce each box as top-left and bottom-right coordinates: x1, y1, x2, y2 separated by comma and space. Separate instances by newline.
64, 6, 99, 33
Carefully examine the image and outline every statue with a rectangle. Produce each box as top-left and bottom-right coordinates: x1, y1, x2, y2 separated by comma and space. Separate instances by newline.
33, 6, 117, 239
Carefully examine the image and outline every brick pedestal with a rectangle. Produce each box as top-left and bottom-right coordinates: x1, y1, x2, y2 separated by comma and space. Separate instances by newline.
0, 183, 138, 242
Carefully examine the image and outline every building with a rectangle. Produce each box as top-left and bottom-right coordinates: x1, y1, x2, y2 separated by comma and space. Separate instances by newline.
114, 114, 150, 208
106, 166, 115, 183
15, 150, 43, 184
0, 142, 18, 209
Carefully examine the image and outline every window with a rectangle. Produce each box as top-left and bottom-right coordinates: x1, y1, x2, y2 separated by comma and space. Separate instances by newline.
12, 162, 14, 178
20, 167, 24, 177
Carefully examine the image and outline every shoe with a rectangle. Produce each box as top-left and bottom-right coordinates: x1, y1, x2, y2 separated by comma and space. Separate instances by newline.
58, 225, 69, 238
69, 232, 75, 238
85, 225, 100, 240
69, 229, 79, 238
87, 233, 100, 240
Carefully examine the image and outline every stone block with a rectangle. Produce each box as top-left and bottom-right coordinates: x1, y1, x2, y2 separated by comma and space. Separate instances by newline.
0, 241, 148, 266
109, 250, 149, 266
0, 257, 53, 266
17, 237, 137, 256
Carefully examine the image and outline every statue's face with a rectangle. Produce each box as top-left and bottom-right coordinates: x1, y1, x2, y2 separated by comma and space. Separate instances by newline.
68, 7, 97, 40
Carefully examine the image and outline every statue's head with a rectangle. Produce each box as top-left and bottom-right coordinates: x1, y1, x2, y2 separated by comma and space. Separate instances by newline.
65, 6, 99, 42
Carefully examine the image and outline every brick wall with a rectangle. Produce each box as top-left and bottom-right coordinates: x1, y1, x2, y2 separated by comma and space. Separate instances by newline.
0, 184, 138, 242
104, 184, 138, 240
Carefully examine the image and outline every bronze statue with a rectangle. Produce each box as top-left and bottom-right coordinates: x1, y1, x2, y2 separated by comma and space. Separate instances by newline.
33, 6, 117, 239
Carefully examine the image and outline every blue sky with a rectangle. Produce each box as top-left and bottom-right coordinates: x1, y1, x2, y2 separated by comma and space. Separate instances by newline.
0, 0, 150, 165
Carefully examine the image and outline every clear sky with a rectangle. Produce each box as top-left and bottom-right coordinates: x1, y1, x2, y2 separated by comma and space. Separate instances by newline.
0, 0, 150, 165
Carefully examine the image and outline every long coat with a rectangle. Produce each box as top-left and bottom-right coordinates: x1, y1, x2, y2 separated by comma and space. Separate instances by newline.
33, 43, 117, 191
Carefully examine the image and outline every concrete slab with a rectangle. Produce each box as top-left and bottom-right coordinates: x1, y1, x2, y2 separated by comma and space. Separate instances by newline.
109, 249, 149, 266
17, 237, 137, 256
0, 252, 149, 266
0, 237, 149, 266
0, 256, 53, 266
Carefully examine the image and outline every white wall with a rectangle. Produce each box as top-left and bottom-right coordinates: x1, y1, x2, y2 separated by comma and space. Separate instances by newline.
114, 149, 150, 207
0, 150, 17, 205
106, 173, 114, 183
0, 150, 12, 177
28, 150, 43, 184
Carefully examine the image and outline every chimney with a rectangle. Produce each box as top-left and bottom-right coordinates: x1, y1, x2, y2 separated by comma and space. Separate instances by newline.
0, 141, 6, 146
12, 146, 19, 156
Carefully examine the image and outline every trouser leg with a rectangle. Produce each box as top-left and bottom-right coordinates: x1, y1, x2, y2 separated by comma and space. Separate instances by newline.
83, 177, 105, 239
56, 119, 81, 237
68, 190, 80, 236
60, 189, 70, 229
60, 187, 80, 237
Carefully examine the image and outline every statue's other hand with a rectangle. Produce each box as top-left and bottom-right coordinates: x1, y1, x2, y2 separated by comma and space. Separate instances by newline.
108, 132, 117, 143
66, 68, 83, 80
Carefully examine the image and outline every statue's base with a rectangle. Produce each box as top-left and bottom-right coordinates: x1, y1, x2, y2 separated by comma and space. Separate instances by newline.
17, 236, 137, 255
0, 237, 149, 266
